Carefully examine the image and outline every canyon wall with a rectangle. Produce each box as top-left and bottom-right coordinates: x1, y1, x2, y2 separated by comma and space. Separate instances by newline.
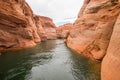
0, 0, 56, 51
37, 16, 57, 40
66, 0, 120, 60
64, 0, 120, 80
34, 15, 57, 41
101, 10, 120, 80
56, 23, 73, 39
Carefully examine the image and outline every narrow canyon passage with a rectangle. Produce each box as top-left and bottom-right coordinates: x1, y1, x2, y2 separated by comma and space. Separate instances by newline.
0, 40, 100, 80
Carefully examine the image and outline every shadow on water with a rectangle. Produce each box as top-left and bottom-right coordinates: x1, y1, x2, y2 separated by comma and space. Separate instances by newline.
0, 40, 56, 80
0, 40, 101, 80
70, 52, 101, 80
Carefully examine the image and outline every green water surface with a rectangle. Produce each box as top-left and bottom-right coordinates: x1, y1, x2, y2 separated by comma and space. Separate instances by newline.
0, 40, 101, 80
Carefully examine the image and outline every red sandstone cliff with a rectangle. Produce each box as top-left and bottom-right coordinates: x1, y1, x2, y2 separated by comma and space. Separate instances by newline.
0, 0, 40, 51
67, 0, 120, 60
101, 9, 120, 80
34, 15, 47, 41
65, 0, 120, 80
0, 0, 56, 51
36, 16, 57, 40
1, 0, 120, 79
56, 23, 73, 39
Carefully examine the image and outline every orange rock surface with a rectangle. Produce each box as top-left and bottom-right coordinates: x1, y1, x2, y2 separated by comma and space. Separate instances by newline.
102, 11, 120, 80
56, 23, 73, 39
66, 0, 120, 60
38, 16, 57, 40
34, 15, 47, 41
65, 0, 120, 80
0, 0, 40, 51
0, 0, 56, 51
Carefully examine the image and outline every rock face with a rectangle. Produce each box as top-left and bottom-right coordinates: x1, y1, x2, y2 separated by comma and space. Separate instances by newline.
0, 0, 56, 51
56, 23, 73, 39
34, 15, 47, 41
66, 0, 120, 80
101, 11, 120, 80
38, 16, 57, 40
66, 0, 120, 60
0, 0, 40, 51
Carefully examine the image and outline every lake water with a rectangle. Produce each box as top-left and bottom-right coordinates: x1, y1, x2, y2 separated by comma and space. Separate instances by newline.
0, 40, 101, 80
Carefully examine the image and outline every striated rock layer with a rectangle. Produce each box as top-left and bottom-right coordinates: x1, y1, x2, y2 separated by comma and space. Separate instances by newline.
66, 0, 120, 60
66, 0, 120, 80
0, 0, 40, 51
0, 0, 56, 51
36, 16, 57, 40
34, 15, 57, 41
34, 15, 47, 41
56, 23, 73, 39
101, 10, 120, 80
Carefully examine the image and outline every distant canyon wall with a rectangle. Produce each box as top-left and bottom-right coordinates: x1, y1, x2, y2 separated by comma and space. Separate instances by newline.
0, 0, 56, 51
56, 23, 73, 39
57, 0, 120, 80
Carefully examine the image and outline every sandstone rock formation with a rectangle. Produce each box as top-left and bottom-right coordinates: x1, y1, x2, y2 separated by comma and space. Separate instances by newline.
101, 10, 120, 80
38, 16, 57, 40
34, 15, 47, 41
65, 0, 120, 80
56, 23, 73, 39
0, 0, 41, 51
0, 0, 57, 51
66, 0, 120, 60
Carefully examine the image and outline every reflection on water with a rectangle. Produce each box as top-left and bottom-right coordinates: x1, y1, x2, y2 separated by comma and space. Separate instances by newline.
71, 53, 101, 80
0, 40, 101, 80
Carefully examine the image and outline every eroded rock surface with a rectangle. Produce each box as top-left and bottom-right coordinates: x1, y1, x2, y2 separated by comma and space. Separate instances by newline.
38, 16, 57, 40
0, 0, 57, 51
101, 12, 120, 80
66, 0, 120, 60
56, 23, 73, 39
34, 15, 47, 41
0, 0, 41, 51
66, 0, 120, 80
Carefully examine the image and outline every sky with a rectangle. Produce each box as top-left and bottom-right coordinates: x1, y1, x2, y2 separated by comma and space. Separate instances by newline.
26, 0, 84, 26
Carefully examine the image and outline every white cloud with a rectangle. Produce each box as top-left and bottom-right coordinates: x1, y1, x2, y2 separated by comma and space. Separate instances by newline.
26, 0, 84, 26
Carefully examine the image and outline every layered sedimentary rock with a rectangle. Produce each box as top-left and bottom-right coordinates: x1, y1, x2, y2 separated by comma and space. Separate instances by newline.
34, 15, 47, 41
66, 0, 120, 80
66, 0, 120, 60
56, 23, 73, 39
0, 0, 57, 51
38, 16, 57, 40
101, 12, 120, 80
0, 0, 41, 51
